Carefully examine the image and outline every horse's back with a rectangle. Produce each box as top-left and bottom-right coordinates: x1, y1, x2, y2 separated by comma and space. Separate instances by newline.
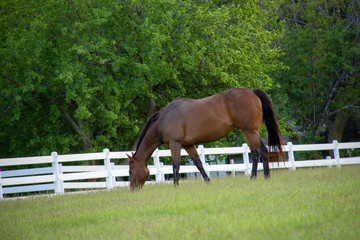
158, 88, 262, 145
158, 93, 229, 144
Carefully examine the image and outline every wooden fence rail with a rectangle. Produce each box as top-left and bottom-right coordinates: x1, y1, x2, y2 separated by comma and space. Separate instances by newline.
1, 140, 360, 199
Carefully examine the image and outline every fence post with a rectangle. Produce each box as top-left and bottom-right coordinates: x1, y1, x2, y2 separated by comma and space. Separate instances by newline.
326, 156, 333, 168
111, 162, 116, 186
230, 159, 236, 177
199, 145, 209, 178
58, 164, 64, 193
287, 142, 296, 171
333, 140, 341, 168
0, 167, 3, 200
103, 149, 114, 189
153, 148, 163, 183
242, 143, 251, 176
52, 152, 63, 195
160, 162, 165, 182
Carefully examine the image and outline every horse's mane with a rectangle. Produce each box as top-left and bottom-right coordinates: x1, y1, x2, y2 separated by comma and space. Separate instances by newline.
134, 111, 161, 156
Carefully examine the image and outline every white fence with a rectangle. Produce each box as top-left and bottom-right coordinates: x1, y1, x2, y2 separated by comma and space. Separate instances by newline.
1, 140, 360, 199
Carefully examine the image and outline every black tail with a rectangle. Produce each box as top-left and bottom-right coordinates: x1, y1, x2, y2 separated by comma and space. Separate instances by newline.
253, 89, 284, 162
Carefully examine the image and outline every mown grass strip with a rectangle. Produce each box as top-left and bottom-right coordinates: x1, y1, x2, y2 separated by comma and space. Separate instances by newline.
1, 166, 359, 240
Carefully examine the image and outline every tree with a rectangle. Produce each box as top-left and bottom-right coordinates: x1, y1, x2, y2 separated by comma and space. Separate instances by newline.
273, 0, 360, 143
0, 0, 284, 157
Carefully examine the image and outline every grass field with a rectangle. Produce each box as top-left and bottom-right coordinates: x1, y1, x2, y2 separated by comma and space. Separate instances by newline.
1, 165, 359, 240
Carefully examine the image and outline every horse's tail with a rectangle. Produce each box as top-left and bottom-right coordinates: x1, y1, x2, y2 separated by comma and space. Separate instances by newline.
253, 89, 284, 162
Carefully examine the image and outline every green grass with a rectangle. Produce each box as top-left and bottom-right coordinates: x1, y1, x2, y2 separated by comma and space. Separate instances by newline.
1, 166, 360, 240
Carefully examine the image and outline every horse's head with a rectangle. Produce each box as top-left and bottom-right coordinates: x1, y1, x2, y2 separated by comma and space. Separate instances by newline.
127, 153, 150, 190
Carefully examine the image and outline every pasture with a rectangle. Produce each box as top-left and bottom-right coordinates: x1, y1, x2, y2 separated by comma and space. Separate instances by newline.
1, 166, 359, 240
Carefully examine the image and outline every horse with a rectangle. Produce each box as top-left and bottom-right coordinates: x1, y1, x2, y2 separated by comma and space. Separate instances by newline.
127, 88, 284, 189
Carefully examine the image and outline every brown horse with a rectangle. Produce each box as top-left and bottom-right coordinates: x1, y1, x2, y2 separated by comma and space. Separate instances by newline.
128, 88, 284, 189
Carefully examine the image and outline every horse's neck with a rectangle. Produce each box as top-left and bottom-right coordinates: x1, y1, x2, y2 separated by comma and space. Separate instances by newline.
134, 128, 161, 164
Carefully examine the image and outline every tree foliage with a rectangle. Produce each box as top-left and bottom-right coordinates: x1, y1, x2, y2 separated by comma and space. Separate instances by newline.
0, 0, 284, 157
273, 0, 360, 143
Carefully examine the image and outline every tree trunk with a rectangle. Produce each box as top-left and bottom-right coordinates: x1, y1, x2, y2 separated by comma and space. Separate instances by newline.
327, 111, 350, 142
61, 109, 92, 150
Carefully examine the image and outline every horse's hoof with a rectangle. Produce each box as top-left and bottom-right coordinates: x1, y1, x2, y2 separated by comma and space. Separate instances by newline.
264, 174, 271, 179
250, 174, 257, 179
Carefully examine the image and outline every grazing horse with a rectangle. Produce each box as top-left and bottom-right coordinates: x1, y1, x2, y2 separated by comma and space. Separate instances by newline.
127, 88, 284, 189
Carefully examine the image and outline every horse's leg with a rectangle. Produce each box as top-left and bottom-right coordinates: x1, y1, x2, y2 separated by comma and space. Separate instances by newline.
244, 130, 263, 179
260, 140, 270, 178
170, 141, 182, 186
184, 145, 210, 182
250, 151, 259, 179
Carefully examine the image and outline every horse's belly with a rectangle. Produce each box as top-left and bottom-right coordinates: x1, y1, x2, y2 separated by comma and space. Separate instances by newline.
183, 122, 234, 145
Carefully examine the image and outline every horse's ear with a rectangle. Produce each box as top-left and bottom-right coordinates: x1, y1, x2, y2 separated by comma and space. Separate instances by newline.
126, 154, 133, 163
132, 152, 134, 157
